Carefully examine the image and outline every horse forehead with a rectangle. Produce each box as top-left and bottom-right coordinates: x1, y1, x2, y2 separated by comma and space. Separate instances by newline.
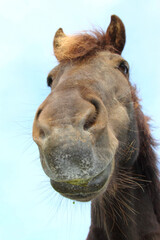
58, 53, 119, 84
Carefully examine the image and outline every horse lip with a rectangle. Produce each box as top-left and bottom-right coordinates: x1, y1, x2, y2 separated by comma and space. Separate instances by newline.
64, 178, 91, 187
50, 162, 112, 201
88, 162, 112, 187
60, 192, 98, 202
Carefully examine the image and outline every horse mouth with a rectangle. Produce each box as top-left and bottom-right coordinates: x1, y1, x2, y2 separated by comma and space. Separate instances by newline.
60, 192, 98, 202
50, 162, 112, 202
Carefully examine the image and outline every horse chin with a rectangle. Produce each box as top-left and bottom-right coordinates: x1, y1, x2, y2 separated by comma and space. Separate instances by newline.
50, 162, 112, 202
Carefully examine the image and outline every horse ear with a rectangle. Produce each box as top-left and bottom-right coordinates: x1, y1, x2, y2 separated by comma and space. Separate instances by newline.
53, 28, 66, 59
106, 15, 126, 54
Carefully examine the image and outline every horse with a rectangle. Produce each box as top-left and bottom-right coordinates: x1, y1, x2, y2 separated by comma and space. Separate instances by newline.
32, 15, 160, 239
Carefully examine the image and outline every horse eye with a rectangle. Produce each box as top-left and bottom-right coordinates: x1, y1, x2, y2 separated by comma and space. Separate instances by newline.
47, 76, 53, 87
118, 62, 129, 75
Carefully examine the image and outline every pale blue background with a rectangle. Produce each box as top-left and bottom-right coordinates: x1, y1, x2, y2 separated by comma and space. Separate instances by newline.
0, 0, 160, 240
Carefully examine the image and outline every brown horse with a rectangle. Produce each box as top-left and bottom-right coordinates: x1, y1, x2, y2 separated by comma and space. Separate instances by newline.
32, 15, 160, 239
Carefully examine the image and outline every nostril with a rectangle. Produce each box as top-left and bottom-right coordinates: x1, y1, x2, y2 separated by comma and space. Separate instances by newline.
83, 113, 97, 130
39, 128, 46, 139
83, 99, 100, 131
90, 99, 100, 114
36, 109, 42, 120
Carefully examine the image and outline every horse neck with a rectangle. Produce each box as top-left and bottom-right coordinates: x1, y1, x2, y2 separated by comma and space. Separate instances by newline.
89, 182, 160, 240
88, 160, 160, 240
87, 106, 160, 240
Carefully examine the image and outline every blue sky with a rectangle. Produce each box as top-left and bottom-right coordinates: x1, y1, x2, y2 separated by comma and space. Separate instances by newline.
0, 0, 160, 240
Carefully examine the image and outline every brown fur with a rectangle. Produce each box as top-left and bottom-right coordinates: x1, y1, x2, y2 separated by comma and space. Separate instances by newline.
54, 29, 113, 62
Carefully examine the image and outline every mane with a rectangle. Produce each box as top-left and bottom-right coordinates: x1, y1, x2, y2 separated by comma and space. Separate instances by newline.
54, 29, 116, 62
131, 85, 160, 222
